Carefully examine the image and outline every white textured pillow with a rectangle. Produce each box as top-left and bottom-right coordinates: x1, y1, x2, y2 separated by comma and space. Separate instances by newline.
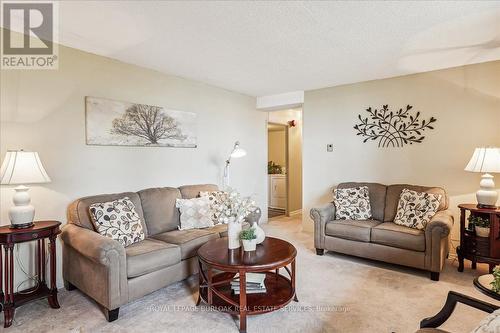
200, 190, 229, 225
89, 197, 145, 247
176, 196, 214, 230
470, 309, 500, 333
393, 189, 442, 230
334, 186, 372, 220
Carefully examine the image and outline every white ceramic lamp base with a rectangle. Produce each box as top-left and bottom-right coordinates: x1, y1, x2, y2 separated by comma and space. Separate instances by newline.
476, 173, 498, 208
9, 185, 35, 228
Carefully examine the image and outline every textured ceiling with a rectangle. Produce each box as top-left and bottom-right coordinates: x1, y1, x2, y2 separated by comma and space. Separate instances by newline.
17, 1, 500, 96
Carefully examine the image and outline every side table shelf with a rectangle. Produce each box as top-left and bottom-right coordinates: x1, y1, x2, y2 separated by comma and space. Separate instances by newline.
457, 204, 500, 273
0, 221, 61, 328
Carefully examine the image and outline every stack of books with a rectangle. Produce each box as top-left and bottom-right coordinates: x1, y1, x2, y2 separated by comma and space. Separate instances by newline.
231, 273, 266, 295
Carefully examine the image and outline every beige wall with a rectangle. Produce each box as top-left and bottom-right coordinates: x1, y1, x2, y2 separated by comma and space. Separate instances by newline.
303, 61, 500, 250
268, 129, 286, 167
0, 42, 267, 288
269, 109, 303, 213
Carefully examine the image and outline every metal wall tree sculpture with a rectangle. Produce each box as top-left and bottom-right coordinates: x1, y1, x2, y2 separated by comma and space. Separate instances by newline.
112, 104, 187, 144
353, 104, 436, 148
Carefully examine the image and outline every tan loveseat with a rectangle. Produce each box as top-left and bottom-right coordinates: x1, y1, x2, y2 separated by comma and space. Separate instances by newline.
310, 182, 453, 281
61, 184, 226, 321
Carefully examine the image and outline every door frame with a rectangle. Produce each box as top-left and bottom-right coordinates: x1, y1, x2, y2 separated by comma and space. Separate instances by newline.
267, 122, 289, 216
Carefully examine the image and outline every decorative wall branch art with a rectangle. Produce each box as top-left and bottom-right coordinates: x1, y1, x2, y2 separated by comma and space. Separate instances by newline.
353, 104, 436, 148
85, 97, 197, 147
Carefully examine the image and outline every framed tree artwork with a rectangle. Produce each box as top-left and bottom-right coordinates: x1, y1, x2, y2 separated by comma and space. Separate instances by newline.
85, 97, 197, 148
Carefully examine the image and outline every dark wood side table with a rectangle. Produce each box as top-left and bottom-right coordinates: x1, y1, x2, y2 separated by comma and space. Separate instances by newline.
0, 221, 61, 327
457, 204, 500, 273
197, 237, 298, 333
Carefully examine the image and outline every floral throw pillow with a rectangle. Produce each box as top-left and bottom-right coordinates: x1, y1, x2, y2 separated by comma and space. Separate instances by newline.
393, 189, 442, 230
334, 186, 372, 220
89, 197, 145, 247
176, 197, 214, 230
200, 190, 229, 225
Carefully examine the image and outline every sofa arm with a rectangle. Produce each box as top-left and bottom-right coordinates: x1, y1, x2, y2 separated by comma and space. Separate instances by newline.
60, 224, 128, 311
310, 203, 336, 250
60, 224, 126, 265
425, 210, 454, 238
425, 210, 454, 273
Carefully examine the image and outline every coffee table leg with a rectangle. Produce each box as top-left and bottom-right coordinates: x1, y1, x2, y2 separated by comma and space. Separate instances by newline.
292, 259, 298, 302
196, 259, 202, 306
207, 267, 213, 305
239, 269, 247, 333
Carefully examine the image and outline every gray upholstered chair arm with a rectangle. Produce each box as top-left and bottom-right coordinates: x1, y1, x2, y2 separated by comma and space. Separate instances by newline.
310, 203, 336, 250
60, 224, 126, 265
425, 210, 454, 238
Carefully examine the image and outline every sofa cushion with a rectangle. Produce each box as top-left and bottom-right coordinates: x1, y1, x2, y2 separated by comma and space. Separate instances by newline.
89, 197, 145, 247
337, 183, 387, 222
384, 184, 448, 222
371, 222, 425, 252
325, 219, 382, 242
68, 192, 148, 233
125, 238, 181, 278
208, 223, 228, 237
179, 184, 218, 199
138, 187, 181, 235
393, 189, 442, 230
176, 197, 214, 230
334, 186, 372, 220
152, 228, 220, 259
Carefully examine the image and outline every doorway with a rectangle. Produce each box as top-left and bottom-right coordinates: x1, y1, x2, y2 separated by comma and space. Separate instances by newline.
267, 109, 303, 220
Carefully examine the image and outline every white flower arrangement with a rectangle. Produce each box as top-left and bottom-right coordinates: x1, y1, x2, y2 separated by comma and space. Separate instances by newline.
216, 189, 256, 224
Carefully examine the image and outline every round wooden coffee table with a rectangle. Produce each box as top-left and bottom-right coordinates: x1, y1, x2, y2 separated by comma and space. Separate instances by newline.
196, 236, 298, 333
473, 274, 500, 301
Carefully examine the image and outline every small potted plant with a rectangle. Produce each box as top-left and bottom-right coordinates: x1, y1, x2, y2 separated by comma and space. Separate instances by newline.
491, 265, 500, 293
239, 228, 257, 252
491, 265, 500, 294
470, 215, 490, 237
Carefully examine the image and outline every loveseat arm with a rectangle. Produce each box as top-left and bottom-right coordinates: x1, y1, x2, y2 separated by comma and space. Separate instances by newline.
61, 224, 126, 265
425, 210, 454, 274
60, 224, 128, 311
425, 210, 454, 238
310, 203, 336, 250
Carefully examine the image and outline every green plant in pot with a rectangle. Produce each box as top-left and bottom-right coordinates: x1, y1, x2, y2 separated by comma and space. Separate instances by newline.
268, 161, 283, 175
491, 266, 500, 293
469, 215, 490, 237
239, 228, 257, 252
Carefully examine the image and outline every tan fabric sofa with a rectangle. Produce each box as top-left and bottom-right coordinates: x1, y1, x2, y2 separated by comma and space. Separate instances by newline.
310, 182, 453, 281
61, 184, 227, 321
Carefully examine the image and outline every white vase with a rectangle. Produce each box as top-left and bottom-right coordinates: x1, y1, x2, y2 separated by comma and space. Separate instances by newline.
251, 222, 265, 244
227, 221, 242, 249
242, 239, 256, 252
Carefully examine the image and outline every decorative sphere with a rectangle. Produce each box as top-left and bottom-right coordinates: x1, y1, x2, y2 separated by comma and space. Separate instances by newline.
246, 207, 262, 224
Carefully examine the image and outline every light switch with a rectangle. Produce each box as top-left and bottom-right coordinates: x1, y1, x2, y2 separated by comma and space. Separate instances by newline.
327, 144, 334, 152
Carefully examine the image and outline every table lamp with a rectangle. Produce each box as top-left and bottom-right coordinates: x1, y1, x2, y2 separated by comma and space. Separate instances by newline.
223, 141, 246, 188
0, 150, 51, 228
464, 147, 500, 208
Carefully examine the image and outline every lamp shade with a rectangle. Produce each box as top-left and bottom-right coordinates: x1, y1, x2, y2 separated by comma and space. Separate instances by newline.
231, 147, 247, 158
464, 148, 500, 173
0, 150, 51, 185
229, 141, 247, 159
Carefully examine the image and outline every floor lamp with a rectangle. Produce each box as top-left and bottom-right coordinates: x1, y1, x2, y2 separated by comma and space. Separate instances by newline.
223, 141, 246, 189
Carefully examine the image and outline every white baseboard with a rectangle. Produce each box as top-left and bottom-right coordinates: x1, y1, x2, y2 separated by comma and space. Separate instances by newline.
289, 209, 302, 216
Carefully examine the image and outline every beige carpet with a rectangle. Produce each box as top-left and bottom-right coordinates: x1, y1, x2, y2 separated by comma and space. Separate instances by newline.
6, 215, 499, 333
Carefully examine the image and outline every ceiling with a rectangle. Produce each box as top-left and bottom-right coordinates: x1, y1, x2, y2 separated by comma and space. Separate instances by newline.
12, 1, 500, 96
